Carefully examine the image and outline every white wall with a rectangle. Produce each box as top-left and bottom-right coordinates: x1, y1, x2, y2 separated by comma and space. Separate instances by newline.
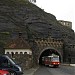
5, 49, 32, 55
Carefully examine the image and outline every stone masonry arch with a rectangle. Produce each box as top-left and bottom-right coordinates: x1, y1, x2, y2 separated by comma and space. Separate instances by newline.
38, 47, 63, 65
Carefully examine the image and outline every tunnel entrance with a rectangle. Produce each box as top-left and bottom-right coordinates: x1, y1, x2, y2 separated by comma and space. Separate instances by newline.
38, 49, 61, 65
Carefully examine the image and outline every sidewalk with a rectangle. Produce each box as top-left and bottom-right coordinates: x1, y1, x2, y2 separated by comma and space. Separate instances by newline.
23, 67, 39, 75
70, 64, 75, 66
61, 63, 75, 66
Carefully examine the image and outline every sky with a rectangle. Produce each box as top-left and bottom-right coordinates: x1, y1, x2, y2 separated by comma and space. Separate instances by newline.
35, 0, 75, 31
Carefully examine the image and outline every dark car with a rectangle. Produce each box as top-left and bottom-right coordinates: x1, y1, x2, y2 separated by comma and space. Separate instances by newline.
0, 55, 23, 75
0, 70, 10, 75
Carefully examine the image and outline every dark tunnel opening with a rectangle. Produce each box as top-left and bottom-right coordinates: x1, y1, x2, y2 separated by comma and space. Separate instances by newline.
39, 49, 61, 65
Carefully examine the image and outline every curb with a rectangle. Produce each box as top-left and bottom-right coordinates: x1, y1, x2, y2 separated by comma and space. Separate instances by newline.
24, 67, 39, 75
61, 64, 75, 66
70, 64, 75, 66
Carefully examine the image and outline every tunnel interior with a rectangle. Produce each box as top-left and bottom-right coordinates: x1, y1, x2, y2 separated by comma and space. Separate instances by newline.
39, 49, 61, 65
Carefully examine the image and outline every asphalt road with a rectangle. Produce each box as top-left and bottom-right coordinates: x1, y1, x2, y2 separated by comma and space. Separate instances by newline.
33, 65, 75, 75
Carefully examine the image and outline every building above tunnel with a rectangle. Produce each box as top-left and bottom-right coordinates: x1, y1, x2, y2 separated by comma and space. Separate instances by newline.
58, 20, 72, 29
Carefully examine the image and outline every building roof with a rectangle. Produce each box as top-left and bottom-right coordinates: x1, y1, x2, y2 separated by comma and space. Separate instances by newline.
5, 37, 31, 49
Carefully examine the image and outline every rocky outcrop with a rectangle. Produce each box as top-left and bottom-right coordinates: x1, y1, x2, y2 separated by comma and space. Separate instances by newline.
0, 0, 75, 63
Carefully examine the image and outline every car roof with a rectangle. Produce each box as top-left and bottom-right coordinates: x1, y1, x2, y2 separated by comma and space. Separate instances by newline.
0, 55, 15, 64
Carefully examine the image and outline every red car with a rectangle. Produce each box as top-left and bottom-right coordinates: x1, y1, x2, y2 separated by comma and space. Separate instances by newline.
0, 70, 10, 75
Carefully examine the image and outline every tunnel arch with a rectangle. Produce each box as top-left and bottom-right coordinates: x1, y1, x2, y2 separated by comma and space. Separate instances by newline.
38, 47, 62, 65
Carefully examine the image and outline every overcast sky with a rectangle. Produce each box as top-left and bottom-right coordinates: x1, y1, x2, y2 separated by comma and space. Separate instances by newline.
35, 0, 75, 31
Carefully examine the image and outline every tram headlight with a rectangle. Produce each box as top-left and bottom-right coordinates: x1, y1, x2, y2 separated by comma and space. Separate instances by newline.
53, 63, 55, 64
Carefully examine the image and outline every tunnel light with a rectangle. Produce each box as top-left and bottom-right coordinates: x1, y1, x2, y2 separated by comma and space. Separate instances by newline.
48, 56, 53, 57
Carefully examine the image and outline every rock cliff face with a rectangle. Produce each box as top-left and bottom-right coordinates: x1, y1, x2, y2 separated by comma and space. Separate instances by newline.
0, 0, 75, 63
0, 0, 57, 39
0, 0, 74, 41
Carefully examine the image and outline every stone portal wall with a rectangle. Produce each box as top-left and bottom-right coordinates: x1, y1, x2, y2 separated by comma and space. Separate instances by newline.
35, 37, 63, 53
6, 53, 32, 70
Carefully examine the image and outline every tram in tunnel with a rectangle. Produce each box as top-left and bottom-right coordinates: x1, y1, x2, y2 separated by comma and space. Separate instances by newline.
38, 49, 61, 67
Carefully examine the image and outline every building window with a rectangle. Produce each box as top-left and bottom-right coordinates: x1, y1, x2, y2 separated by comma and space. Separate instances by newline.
24, 52, 27, 54
15, 52, 18, 54
6, 52, 9, 54
64, 22, 65, 25
20, 52, 23, 54
11, 52, 14, 58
